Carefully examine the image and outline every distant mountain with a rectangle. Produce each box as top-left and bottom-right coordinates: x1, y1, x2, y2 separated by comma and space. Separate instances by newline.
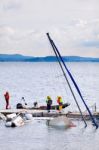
0, 54, 99, 62
0, 54, 33, 61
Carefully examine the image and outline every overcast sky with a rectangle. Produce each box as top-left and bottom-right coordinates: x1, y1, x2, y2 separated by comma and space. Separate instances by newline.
0, 0, 99, 57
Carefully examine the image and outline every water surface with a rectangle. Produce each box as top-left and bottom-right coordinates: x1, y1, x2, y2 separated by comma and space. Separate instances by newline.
0, 62, 99, 150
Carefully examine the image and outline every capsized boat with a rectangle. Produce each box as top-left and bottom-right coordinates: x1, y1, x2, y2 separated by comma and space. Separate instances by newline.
5, 112, 33, 127
5, 114, 25, 127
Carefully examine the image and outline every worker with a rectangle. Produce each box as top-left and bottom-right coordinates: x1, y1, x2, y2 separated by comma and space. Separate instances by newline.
21, 97, 27, 105
46, 96, 52, 112
57, 96, 63, 112
4, 91, 10, 109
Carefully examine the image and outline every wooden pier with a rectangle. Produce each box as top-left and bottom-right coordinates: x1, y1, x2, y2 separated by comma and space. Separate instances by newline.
0, 109, 99, 120
0, 109, 67, 118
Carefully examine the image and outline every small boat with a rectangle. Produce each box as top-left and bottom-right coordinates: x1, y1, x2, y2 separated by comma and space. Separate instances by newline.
16, 102, 70, 110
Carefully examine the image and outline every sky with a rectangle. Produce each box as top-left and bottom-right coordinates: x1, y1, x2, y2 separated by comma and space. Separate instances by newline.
0, 0, 99, 57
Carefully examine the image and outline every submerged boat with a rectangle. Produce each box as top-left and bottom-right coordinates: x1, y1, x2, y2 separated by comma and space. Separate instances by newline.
46, 116, 76, 128
16, 102, 70, 110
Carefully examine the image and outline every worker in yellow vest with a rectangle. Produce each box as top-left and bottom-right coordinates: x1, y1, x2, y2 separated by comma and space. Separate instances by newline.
57, 96, 63, 112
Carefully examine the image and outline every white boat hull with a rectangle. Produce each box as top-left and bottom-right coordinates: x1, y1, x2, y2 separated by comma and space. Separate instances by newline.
5, 115, 25, 127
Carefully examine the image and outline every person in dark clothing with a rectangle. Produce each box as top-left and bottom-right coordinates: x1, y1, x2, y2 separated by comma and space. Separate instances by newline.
46, 96, 52, 112
33, 101, 38, 108
21, 97, 27, 105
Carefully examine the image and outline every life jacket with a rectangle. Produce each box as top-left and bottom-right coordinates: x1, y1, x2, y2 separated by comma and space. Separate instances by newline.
57, 99, 60, 104
57, 98, 63, 105
60, 98, 63, 103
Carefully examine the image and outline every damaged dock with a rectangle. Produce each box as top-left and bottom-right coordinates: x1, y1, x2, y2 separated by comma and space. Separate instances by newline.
0, 109, 99, 120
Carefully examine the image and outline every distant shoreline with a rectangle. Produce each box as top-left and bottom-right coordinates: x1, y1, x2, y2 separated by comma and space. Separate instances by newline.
0, 54, 99, 62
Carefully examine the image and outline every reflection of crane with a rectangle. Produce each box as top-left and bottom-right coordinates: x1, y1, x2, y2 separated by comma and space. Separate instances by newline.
46, 33, 98, 129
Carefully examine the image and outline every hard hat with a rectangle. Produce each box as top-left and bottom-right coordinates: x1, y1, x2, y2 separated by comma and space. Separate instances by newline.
57, 96, 61, 99
47, 96, 51, 100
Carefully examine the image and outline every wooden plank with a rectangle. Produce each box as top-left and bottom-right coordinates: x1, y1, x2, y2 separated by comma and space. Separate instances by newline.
0, 109, 47, 115
0, 109, 99, 120
0, 109, 67, 118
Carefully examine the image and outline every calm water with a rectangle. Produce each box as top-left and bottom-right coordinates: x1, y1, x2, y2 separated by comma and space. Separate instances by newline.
0, 62, 99, 150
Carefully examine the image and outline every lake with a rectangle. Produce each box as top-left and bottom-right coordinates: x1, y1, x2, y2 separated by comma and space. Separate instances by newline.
0, 62, 99, 150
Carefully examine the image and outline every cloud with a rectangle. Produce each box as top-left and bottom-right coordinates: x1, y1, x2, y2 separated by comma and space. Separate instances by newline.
0, 25, 15, 37
1, 0, 21, 11
1, 0, 99, 30
0, 19, 99, 57
0, 0, 99, 57
81, 40, 99, 48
